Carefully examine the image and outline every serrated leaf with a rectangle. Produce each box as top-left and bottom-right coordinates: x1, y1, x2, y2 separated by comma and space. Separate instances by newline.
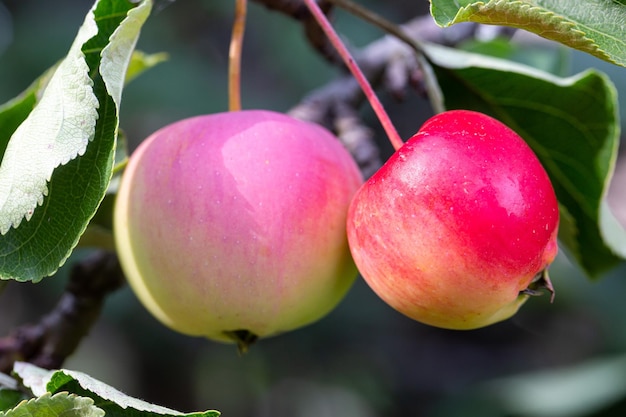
101, 4, 157, 108
0, 67, 56, 161
0, 6, 99, 234
76, 130, 127, 250
13, 363, 220, 417
0, 0, 152, 282
11, 362, 54, 397
421, 43, 625, 277
1, 392, 104, 417
430, 0, 626, 67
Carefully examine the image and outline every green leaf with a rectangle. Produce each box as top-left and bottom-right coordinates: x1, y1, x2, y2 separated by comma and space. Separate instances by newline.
0, 7, 100, 235
0, 373, 26, 413
0, 0, 152, 282
1, 392, 104, 417
458, 37, 569, 76
430, 0, 626, 67
0, 390, 25, 415
13, 363, 220, 417
0, 67, 56, 161
12, 362, 54, 398
421, 43, 625, 278
77, 105, 129, 251
125, 51, 169, 85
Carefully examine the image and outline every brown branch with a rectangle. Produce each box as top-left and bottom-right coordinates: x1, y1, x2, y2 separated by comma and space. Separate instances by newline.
248, 1, 484, 176
287, 15, 479, 177
0, 251, 125, 373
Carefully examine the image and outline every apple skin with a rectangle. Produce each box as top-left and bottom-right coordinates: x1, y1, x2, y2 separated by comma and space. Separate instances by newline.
347, 110, 559, 330
114, 110, 363, 344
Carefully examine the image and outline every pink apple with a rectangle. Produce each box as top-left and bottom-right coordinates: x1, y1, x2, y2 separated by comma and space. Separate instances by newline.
114, 110, 363, 348
347, 110, 559, 330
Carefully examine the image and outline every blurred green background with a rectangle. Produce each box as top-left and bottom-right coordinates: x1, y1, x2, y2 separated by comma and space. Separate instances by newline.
2, 1, 626, 416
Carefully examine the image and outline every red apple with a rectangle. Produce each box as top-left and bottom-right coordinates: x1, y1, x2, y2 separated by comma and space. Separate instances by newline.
347, 110, 559, 330
114, 110, 363, 348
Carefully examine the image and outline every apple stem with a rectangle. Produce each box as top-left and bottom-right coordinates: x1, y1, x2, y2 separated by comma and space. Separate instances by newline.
303, 0, 404, 151
228, 0, 248, 112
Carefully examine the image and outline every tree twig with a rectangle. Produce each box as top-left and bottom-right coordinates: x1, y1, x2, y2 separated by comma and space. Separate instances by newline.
287, 14, 479, 176
0, 251, 125, 373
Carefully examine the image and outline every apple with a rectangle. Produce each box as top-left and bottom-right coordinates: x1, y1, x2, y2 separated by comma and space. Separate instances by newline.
347, 110, 559, 330
114, 110, 363, 349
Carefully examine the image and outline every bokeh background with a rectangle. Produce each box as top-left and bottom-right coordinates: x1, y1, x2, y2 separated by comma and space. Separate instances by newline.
2, 1, 626, 416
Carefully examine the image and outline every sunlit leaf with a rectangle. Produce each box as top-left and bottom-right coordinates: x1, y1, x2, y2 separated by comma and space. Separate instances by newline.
430, 0, 626, 67
0, 18, 99, 234
0, 0, 152, 282
1, 392, 103, 417
13, 363, 220, 417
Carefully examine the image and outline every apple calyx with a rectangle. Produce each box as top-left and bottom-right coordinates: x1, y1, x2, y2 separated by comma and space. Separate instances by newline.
223, 330, 259, 354
520, 269, 555, 302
